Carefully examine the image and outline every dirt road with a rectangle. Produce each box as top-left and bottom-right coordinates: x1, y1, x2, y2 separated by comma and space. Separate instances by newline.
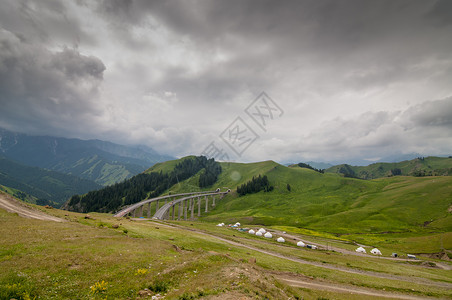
277, 276, 429, 300
0, 192, 64, 222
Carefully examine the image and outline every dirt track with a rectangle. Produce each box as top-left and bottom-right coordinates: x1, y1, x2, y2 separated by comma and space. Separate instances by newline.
0, 192, 64, 222
277, 276, 429, 300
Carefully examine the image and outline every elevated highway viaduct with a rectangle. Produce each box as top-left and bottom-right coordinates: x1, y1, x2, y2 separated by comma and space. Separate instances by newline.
113, 190, 230, 221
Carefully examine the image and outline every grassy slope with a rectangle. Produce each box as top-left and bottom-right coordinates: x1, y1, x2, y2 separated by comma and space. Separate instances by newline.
203, 164, 452, 233
1, 205, 451, 299
0, 208, 311, 300
326, 156, 452, 179
0, 184, 37, 204
144, 157, 451, 254
145, 156, 198, 174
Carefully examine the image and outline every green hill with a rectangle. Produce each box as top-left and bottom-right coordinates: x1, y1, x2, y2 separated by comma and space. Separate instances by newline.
0, 184, 37, 204
0, 156, 101, 206
325, 156, 452, 179
142, 157, 452, 235
63, 156, 452, 235
65, 156, 222, 213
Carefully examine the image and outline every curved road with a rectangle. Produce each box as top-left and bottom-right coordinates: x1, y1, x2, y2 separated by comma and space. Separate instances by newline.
0, 192, 64, 222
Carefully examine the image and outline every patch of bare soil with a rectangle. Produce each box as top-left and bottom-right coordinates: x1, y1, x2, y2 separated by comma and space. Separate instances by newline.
203, 291, 254, 300
419, 252, 451, 263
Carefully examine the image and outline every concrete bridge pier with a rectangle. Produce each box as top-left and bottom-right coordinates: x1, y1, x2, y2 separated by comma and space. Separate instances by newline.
178, 202, 182, 220
205, 195, 208, 212
212, 195, 215, 207
197, 197, 201, 217
172, 205, 175, 220
184, 199, 188, 220
190, 198, 194, 219
147, 202, 151, 218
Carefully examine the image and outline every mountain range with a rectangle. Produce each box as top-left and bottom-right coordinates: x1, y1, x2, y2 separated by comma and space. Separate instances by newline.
0, 128, 173, 186
0, 155, 101, 206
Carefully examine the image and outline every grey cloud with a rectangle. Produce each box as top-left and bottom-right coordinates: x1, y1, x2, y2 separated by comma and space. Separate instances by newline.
287, 98, 452, 162
405, 97, 452, 127
95, 0, 452, 101
0, 0, 95, 47
0, 28, 106, 136
425, 0, 452, 26
50, 48, 105, 81
1, 0, 451, 162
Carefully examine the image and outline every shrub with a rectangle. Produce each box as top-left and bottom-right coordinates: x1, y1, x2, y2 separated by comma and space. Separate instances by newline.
149, 280, 170, 293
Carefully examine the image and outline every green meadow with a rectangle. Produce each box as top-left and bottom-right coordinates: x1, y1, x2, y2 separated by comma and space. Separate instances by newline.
1, 206, 451, 299
144, 158, 452, 255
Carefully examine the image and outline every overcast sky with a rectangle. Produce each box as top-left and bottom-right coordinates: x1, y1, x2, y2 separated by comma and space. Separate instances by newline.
1, 0, 451, 164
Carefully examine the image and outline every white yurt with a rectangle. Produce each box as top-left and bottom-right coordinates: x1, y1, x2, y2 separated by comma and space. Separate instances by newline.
255, 231, 263, 236
264, 232, 272, 238
258, 228, 266, 234
216, 223, 223, 227
248, 229, 256, 234
370, 248, 382, 255
277, 237, 285, 243
235, 222, 241, 227
297, 241, 306, 247
356, 246, 366, 253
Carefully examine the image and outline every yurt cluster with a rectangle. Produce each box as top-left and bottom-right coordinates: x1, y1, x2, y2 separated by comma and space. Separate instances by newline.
355, 246, 382, 255
217, 222, 317, 249
217, 222, 391, 256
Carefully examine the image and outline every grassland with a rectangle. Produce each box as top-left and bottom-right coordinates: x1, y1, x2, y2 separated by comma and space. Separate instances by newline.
1, 205, 451, 299
140, 157, 452, 256
326, 156, 452, 179
202, 164, 451, 232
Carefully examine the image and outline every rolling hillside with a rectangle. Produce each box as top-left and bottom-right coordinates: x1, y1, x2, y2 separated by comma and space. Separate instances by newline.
325, 156, 452, 179
65, 156, 221, 213
193, 161, 450, 234
66, 156, 452, 236
149, 157, 452, 234
0, 156, 101, 206
0, 128, 173, 185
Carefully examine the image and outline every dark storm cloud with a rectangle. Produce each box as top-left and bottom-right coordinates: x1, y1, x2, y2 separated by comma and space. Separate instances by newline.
0, 28, 105, 135
426, 0, 452, 26
0, 0, 451, 161
94, 0, 452, 102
